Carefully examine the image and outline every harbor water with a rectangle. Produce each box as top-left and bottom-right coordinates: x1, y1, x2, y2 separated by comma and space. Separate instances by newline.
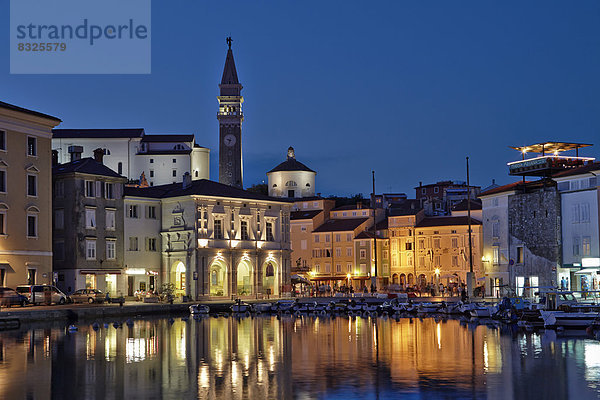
1, 315, 599, 399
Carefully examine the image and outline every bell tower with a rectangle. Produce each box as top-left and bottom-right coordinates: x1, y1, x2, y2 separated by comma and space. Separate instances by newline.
218, 37, 244, 188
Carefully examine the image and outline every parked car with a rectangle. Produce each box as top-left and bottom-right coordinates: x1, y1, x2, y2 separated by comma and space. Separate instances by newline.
70, 289, 104, 304
16, 285, 69, 305
0, 287, 28, 307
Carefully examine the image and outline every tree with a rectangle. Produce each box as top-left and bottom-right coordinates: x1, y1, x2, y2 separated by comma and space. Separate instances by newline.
247, 183, 268, 195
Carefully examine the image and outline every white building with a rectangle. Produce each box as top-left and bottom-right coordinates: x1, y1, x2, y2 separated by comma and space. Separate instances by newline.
554, 163, 600, 291
122, 194, 162, 295
479, 183, 517, 297
52, 129, 210, 186
267, 147, 316, 198
124, 175, 292, 300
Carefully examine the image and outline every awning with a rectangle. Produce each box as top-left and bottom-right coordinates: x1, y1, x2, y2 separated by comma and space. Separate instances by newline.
79, 270, 122, 275
574, 268, 599, 275
291, 274, 311, 285
0, 263, 14, 272
310, 276, 347, 281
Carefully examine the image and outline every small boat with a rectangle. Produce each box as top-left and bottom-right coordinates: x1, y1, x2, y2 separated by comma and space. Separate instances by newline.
231, 301, 251, 313
347, 302, 363, 313
440, 302, 462, 315
362, 303, 379, 313
469, 305, 494, 318
293, 302, 316, 313
417, 303, 442, 313
253, 303, 272, 313
271, 300, 296, 313
189, 304, 210, 315
541, 311, 600, 329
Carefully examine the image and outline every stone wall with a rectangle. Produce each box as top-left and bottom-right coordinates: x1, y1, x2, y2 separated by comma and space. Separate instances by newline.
508, 184, 561, 288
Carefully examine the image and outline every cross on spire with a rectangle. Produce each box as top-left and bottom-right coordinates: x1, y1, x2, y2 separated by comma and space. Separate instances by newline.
226, 36, 232, 49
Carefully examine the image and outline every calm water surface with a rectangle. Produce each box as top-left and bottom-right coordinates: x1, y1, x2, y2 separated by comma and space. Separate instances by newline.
0, 315, 599, 399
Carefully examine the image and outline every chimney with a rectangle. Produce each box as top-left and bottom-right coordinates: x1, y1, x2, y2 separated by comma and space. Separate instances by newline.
52, 150, 59, 166
68, 145, 83, 161
182, 172, 192, 189
93, 148, 105, 164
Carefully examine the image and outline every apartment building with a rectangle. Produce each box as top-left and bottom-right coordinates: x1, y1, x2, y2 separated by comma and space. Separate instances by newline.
0, 101, 61, 287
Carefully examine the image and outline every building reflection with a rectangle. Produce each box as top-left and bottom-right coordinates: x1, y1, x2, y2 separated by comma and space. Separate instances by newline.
1, 317, 600, 398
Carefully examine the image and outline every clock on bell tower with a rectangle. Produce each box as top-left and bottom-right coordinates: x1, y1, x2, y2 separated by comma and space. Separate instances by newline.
218, 37, 244, 189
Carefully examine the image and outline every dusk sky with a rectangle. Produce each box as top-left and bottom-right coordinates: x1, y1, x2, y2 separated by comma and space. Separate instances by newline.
2, 0, 599, 196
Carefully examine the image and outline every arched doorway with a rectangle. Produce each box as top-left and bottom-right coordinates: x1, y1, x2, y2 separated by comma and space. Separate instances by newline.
399, 274, 406, 285
209, 258, 228, 297
237, 259, 253, 296
262, 260, 278, 296
418, 274, 427, 288
170, 261, 186, 296
407, 273, 414, 285
392, 274, 398, 285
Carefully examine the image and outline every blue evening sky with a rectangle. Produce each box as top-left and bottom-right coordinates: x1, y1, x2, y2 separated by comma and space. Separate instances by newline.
2, 1, 599, 196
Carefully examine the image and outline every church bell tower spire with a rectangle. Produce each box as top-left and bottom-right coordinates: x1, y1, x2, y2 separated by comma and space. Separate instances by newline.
218, 37, 244, 188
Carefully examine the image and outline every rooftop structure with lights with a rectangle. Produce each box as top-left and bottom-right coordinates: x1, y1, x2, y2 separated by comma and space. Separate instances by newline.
507, 142, 594, 177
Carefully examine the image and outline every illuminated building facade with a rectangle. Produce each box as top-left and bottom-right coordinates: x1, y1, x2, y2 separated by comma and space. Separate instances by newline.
554, 163, 600, 292
267, 147, 316, 198
310, 210, 372, 288
123, 193, 162, 295
0, 101, 61, 288
481, 142, 596, 297
125, 176, 292, 299
389, 209, 483, 288
289, 198, 335, 275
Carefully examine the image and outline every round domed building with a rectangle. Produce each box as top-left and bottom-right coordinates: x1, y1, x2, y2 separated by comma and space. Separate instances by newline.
267, 147, 316, 198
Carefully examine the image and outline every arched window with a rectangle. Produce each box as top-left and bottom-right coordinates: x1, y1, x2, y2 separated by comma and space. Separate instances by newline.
118, 162, 123, 175
103, 148, 111, 155
195, 170, 199, 178
285, 181, 297, 187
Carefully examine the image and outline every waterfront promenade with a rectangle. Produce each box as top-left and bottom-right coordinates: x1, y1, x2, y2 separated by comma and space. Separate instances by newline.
0, 294, 468, 325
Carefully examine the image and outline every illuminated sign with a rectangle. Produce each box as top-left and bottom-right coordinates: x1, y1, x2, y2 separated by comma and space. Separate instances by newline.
582, 258, 600, 268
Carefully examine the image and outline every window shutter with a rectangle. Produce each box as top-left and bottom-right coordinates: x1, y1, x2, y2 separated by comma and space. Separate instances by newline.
145, 205, 149, 219
95, 181, 101, 198
144, 237, 149, 251
114, 184, 121, 199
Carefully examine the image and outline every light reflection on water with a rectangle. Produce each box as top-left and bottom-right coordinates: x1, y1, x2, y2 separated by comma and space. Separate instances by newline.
0, 316, 599, 399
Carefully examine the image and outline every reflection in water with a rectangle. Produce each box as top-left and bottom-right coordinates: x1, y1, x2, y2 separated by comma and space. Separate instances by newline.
0, 316, 599, 399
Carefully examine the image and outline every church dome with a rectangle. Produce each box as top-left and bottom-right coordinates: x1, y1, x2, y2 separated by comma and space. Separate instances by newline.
267, 147, 315, 173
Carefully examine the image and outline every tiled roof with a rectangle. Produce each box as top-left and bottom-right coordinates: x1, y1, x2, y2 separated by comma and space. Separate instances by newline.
415, 216, 482, 227
268, 158, 315, 173
52, 128, 144, 139
53, 158, 124, 178
313, 218, 369, 233
552, 162, 600, 178
0, 101, 61, 122
141, 134, 195, 143
124, 179, 292, 202
332, 204, 367, 211
355, 231, 377, 239
290, 210, 322, 220
451, 199, 482, 211
479, 181, 530, 197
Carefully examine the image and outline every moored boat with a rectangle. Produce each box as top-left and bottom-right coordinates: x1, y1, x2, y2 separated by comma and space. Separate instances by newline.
189, 304, 210, 315
541, 310, 600, 329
